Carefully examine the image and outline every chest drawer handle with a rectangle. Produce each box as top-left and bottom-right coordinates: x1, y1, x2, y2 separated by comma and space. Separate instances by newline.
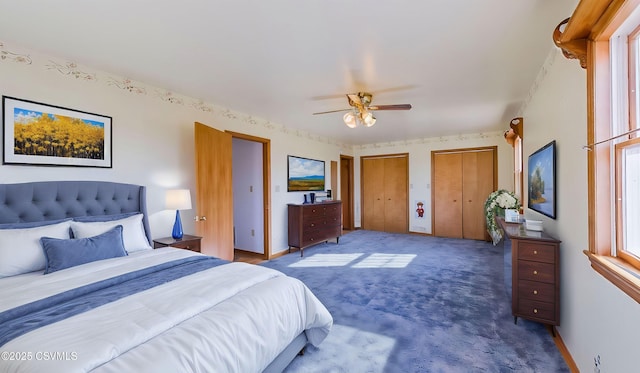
533, 308, 538, 314
533, 290, 538, 295
533, 270, 538, 275
311, 223, 315, 227
185, 245, 191, 249
533, 250, 538, 255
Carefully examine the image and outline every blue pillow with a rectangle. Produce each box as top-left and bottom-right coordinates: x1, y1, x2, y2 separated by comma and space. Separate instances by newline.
40, 225, 127, 274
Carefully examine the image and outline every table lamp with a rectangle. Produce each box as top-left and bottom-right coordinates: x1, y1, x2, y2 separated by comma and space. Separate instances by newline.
165, 189, 192, 239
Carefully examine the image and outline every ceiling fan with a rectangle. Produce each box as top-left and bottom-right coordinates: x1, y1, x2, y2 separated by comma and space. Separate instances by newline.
312, 92, 412, 128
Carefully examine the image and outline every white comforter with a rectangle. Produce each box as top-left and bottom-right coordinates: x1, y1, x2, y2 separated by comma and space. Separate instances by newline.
0, 248, 332, 373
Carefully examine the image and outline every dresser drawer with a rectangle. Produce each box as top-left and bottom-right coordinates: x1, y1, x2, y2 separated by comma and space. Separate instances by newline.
302, 206, 328, 218
301, 229, 323, 247
517, 298, 556, 323
518, 279, 555, 302
518, 242, 556, 263
518, 260, 555, 283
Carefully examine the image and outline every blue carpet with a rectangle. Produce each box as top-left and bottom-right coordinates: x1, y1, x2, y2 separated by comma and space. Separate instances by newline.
261, 230, 569, 373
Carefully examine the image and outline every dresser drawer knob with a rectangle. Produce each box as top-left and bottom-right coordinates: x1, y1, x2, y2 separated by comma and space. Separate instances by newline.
311, 223, 315, 227
533, 270, 538, 275
533, 309, 538, 314
533, 290, 538, 295
533, 250, 538, 255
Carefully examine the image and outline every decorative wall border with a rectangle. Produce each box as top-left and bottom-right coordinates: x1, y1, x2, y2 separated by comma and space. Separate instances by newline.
354, 131, 503, 151
0, 42, 32, 65
518, 47, 560, 116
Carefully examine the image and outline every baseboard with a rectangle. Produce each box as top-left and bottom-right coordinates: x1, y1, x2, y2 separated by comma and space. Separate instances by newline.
268, 249, 290, 260
548, 326, 578, 372
233, 248, 264, 258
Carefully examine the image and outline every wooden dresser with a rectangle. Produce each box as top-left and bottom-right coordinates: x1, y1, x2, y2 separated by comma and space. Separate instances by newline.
288, 200, 342, 256
499, 218, 561, 328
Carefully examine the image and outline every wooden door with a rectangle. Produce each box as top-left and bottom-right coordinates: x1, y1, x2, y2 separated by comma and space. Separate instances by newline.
194, 122, 234, 260
462, 150, 495, 240
340, 155, 354, 230
383, 156, 408, 233
433, 152, 463, 238
362, 157, 386, 231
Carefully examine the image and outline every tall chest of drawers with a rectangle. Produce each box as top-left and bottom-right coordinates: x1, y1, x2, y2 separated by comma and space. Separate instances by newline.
499, 218, 561, 328
288, 200, 342, 256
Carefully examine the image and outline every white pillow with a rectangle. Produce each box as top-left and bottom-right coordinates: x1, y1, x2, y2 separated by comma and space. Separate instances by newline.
71, 214, 151, 253
0, 220, 72, 278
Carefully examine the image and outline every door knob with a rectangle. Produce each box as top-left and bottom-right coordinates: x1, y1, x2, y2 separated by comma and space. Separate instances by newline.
194, 216, 207, 222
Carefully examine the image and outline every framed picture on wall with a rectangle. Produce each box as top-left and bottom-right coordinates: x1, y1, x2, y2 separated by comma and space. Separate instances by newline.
287, 155, 325, 191
528, 140, 556, 219
2, 96, 112, 168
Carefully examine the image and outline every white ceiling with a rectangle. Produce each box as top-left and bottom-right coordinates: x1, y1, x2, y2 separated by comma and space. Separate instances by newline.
0, 0, 578, 145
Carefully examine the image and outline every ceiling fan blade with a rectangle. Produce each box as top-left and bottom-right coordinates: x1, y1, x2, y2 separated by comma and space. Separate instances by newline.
369, 104, 412, 111
312, 108, 352, 115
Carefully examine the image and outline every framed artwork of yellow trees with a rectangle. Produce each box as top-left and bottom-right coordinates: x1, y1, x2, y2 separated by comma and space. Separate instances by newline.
3, 96, 112, 168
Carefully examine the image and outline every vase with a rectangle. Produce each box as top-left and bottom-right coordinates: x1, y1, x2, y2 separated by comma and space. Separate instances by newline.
172, 210, 184, 240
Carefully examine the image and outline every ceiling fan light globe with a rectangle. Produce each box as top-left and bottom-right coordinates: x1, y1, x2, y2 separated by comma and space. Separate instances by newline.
365, 118, 376, 127
343, 112, 357, 128
363, 112, 376, 127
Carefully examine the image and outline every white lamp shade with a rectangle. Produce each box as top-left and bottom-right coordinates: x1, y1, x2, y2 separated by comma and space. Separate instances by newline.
166, 189, 192, 210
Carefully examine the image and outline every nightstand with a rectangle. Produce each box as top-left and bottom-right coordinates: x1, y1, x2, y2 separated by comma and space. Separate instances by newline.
153, 234, 202, 253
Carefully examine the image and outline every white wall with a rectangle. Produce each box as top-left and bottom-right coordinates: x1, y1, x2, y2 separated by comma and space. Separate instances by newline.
0, 41, 344, 254
352, 134, 513, 233
232, 138, 264, 253
523, 49, 640, 372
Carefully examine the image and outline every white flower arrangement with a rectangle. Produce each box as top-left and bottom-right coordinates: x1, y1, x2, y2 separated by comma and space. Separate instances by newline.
485, 189, 521, 245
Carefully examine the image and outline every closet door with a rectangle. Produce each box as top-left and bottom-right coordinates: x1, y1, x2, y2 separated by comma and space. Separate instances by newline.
362, 158, 385, 231
462, 150, 495, 240
432, 152, 463, 238
361, 154, 408, 233
384, 156, 408, 233
432, 147, 496, 240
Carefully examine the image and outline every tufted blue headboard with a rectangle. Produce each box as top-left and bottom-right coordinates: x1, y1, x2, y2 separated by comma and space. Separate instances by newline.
0, 180, 151, 244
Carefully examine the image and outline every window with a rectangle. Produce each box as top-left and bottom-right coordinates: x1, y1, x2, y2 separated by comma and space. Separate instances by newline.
558, 0, 640, 301
615, 138, 640, 266
608, 12, 640, 271
514, 136, 523, 203
504, 117, 523, 203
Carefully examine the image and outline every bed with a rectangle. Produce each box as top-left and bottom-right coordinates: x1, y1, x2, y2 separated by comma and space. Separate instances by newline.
0, 180, 332, 373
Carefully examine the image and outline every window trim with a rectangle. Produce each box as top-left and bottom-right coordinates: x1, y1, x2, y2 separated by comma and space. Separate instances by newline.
559, 0, 640, 303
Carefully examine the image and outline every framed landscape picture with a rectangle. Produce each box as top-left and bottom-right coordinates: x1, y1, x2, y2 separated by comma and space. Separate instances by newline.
287, 155, 325, 192
528, 140, 556, 219
2, 96, 112, 168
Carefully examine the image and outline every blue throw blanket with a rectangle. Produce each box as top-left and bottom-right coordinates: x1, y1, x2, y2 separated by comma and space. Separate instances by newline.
0, 256, 227, 347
